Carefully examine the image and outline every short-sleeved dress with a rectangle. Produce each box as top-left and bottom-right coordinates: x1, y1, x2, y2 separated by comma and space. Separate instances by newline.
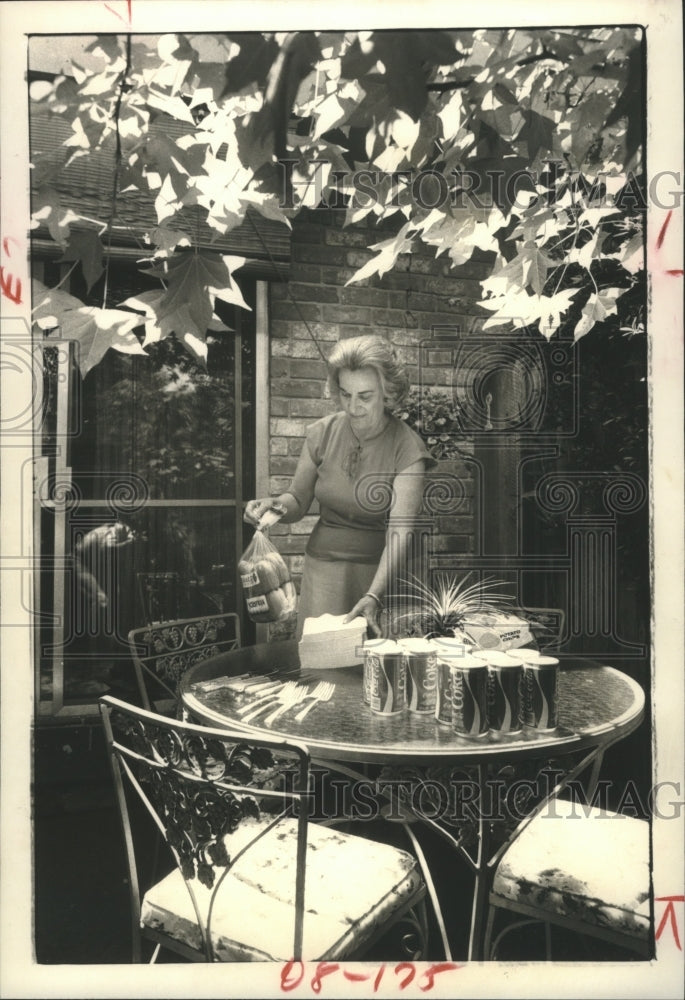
287, 411, 436, 635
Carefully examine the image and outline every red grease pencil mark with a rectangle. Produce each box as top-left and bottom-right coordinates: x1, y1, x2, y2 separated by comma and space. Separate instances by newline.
656, 210, 672, 250
104, 0, 132, 25
655, 895, 684, 950
654, 210, 682, 276
1, 235, 22, 304
279, 959, 461, 992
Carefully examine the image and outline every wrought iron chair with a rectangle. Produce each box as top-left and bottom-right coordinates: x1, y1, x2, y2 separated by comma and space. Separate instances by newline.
481, 604, 651, 959
100, 696, 429, 963
127, 613, 241, 716
483, 796, 652, 960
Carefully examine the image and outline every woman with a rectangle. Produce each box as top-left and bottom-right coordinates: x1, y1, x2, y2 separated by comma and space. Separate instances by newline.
245, 335, 436, 638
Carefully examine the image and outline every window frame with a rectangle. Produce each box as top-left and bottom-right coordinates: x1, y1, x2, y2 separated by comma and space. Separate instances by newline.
33, 262, 270, 719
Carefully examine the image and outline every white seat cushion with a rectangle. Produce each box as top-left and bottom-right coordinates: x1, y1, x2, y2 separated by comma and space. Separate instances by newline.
492, 798, 650, 941
141, 817, 423, 961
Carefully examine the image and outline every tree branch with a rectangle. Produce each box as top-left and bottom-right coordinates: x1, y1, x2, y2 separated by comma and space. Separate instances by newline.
426, 48, 559, 94
102, 35, 132, 309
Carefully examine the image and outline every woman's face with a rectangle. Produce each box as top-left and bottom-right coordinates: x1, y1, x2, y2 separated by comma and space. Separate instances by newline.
338, 367, 386, 438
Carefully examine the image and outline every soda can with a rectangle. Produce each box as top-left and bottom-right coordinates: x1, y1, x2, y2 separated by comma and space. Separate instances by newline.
521, 655, 559, 730
362, 639, 387, 706
475, 651, 524, 735
450, 655, 490, 740
505, 648, 543, 664
366, 640, 406, 716
428, 638, 469, 726
400, 638, 438, 714
434, 658, 454, 725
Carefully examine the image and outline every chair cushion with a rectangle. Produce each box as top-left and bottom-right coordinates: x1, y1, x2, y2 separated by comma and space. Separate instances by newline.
492, 798, 650, 941
141, 817, 423, 961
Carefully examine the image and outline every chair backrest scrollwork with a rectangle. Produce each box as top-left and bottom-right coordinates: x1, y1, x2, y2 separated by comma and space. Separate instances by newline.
100, 695, 311, 962
128, 613, 241, 714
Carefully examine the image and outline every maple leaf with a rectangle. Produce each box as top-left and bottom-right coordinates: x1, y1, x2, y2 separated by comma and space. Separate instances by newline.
482, 288, 578, 334
143, 251, 250, 336
146, 226, 192, 257
516, 110, 555, 161
154, 173, 184, 223
613, 231, 644, 274
59, 230, 105, 292
31, 187, 81, 247
312, 88, 359, 139
51, 307, 147, 377
119, 290, 230, 356
567, 231, 603, 271
573, 288, 623, 341
519, 243, 555, 295
32, 279, 84, 329
146, 90, 197, 124
346, 225, 416, 284
214, 256, 251, 311
577, 206, 621, 228
238, 190, 292, 229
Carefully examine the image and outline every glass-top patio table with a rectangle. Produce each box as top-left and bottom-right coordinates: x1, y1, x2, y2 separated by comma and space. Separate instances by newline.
180, 640, 645, 961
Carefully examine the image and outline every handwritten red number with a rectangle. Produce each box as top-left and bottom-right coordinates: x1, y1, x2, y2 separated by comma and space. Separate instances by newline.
1, 236, 22, 304
0, 266, 22, 305
656, 210, 672, 250
343, 970, 370, 982
655, 896, 685, 950
280, 959, 305, 991
419, 962, 462, 992
394, 962, 416, 989
654, 211, 683, 276
311, 962, 340, 994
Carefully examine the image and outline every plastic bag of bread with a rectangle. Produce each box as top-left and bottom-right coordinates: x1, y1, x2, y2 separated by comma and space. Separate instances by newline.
238, 521, 297, 624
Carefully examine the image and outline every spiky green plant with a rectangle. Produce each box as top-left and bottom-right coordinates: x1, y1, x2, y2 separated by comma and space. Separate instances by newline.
394, 572, 515, 638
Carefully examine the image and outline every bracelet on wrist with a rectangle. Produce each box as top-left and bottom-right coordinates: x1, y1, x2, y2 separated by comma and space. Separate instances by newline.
364, 591, 383, 610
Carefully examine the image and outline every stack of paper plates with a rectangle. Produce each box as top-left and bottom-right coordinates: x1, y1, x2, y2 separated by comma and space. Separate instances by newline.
298, 614, 368, 670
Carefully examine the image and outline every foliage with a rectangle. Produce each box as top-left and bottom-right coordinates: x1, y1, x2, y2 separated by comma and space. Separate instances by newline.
395, 572, 514, 638
96, 342, 236, 496
30, 28, 645, 369
394, 387, 467, 461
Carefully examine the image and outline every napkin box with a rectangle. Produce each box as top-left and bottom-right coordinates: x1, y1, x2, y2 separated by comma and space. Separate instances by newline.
298, 614, 367, 670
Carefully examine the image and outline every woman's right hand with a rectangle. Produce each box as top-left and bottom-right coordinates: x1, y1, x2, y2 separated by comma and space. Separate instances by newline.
243, 498, 274, 527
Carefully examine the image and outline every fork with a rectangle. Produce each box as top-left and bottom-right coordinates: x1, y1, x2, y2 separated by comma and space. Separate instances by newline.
238, 682, 297, 723
263, 685, 308, 727
285, 681, 328, 716
294, 681, 335, 722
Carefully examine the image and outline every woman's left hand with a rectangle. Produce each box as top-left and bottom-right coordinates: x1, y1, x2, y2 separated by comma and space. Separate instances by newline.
344, 595, 382, 638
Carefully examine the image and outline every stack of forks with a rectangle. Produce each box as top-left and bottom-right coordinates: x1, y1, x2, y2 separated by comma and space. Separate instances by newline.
236, 680, 335, 726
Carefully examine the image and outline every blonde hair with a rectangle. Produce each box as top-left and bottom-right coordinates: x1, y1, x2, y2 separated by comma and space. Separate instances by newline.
326, 335, 409, 409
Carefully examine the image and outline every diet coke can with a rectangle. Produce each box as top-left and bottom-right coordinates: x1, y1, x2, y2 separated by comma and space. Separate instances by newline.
520, 655, 559, 730
450, 655, 490, 739
400, 638, 438, 714
434, 659, 454, 725
366, 640, 406, 716
362, 638, 387, 706
475, 651, 524, 735
428, 638, 470, 725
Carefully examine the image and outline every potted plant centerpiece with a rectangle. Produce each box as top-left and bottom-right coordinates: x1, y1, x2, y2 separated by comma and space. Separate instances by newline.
389, 572, 538, 651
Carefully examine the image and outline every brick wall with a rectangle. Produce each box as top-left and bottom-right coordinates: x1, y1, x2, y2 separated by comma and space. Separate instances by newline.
267, 207, 493, 616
